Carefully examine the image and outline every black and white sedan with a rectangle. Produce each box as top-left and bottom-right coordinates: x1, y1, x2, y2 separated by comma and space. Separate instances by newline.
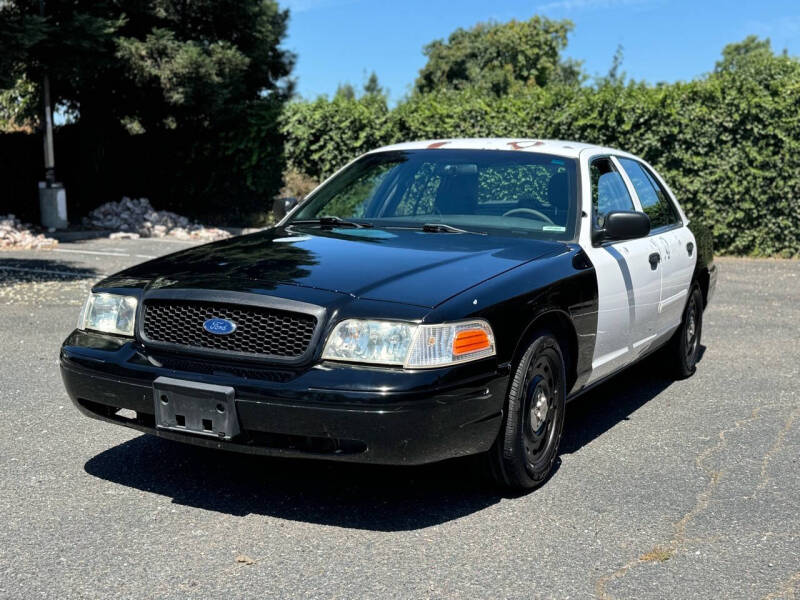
60, 139, 716, 490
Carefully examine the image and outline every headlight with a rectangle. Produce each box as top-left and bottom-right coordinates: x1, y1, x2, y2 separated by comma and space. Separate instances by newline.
322, 319, 495, 368
77, 293, 138, 337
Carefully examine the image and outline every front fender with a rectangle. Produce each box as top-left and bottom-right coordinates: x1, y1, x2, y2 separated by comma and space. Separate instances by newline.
423, 245, 598, 387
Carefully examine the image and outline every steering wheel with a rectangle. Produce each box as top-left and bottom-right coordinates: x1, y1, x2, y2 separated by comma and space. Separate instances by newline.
502, 207, 554, 224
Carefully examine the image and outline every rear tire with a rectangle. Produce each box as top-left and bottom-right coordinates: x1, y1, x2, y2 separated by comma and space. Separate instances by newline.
670, 284, 703, 379
488, 331, 566, 491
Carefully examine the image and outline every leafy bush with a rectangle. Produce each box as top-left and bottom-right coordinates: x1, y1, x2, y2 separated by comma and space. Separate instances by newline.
281, 94, 393, 181
282, 40, 800, 256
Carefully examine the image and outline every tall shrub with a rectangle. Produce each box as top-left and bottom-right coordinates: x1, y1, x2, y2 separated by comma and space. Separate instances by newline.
281, 94, 393, 181
282, 40, 800, 256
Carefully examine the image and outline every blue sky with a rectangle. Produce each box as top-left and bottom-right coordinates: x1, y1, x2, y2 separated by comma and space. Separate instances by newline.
282, 0, 800, 103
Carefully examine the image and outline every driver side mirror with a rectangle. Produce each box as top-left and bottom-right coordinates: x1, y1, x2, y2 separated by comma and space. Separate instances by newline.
592, 211, 650, 244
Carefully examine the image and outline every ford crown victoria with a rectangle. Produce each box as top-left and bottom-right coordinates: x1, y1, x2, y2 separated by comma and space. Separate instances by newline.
60, 139, 717, 490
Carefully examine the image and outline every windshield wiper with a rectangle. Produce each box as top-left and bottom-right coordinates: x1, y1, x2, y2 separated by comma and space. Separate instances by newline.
290, 216, 373, 229
420, 223, 479, 234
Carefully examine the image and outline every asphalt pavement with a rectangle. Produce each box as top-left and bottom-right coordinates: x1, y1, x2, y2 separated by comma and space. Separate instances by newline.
0, 237, 798, 599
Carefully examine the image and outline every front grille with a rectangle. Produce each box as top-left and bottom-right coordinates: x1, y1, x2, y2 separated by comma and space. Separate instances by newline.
142, 300, 317, 359
144, 353, 297, 383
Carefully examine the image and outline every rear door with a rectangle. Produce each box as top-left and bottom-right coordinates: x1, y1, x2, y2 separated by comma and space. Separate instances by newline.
617, 157, 696, 335
579, 155, 663, 384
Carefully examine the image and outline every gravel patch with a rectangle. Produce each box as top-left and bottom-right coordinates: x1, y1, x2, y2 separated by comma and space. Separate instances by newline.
0, 215, 58, 250
84, 197, 231, 242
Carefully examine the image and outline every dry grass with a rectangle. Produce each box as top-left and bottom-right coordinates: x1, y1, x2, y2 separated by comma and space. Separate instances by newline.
639, 546, 675, 563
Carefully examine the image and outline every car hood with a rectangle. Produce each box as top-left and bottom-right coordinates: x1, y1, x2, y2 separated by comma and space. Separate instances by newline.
102, 226, 566, 308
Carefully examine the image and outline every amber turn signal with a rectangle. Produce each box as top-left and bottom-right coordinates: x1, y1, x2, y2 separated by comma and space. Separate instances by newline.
452, 329, 491, 356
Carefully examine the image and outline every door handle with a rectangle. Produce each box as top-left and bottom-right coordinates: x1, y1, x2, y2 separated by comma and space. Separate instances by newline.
687, 242, 694, 256
649, 252, 661, 269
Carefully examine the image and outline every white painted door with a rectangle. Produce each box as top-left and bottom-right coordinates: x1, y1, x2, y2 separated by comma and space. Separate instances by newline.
655, 223, 696, 331
578, 154, 662, 384
616, 157, 697, 337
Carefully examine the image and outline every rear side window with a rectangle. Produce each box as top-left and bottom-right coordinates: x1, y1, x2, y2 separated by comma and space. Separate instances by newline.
618, 158, 680, 230
590, 157, 635, 223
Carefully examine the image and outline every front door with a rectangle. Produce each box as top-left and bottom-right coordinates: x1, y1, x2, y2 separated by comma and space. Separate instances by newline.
579, 155, 662, 384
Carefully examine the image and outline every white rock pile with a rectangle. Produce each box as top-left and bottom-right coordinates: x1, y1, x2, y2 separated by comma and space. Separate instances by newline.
0, 215, 58, 250
84, 198, 231, 241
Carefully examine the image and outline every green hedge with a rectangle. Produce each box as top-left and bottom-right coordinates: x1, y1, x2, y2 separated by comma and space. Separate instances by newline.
281, 95, 392, 181
282, 56, 800, 257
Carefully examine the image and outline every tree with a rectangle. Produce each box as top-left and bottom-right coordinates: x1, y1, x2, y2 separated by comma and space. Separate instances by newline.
714, 35, 775, 73
0, 0, 296, 221
0, 0, 295, 132
604, 45, 626, 85
334, 83, 356, 100
363, 71, 384, 97
414, 16, 582, 96
332, 73, 385, 102
0, 75, 37, 132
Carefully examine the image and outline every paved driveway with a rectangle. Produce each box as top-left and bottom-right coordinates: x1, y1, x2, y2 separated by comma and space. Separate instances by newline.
0, 238, 798, 599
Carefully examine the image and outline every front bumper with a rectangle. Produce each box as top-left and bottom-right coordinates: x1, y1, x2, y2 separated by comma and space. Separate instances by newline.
60, 330, 509, 465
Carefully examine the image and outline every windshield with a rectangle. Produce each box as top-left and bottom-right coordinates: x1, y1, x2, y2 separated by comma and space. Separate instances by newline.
289, 149, 578, 239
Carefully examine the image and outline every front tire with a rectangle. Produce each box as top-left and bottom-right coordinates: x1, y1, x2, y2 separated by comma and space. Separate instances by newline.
489, 332, 566, 491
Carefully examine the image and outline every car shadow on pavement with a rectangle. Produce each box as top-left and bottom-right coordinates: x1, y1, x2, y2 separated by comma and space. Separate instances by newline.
85, 436, 503, 531
0, 257, 101, 283
560, 347, 705, 454
83, 347, 704, 531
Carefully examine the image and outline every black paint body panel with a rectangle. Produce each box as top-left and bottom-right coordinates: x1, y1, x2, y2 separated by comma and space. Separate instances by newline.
60, 336, 508, 464
61, 226, 600, 464
689, 221, 717, 305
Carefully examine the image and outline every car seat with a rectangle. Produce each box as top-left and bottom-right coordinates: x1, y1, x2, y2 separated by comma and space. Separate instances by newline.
434, 168, 478, 215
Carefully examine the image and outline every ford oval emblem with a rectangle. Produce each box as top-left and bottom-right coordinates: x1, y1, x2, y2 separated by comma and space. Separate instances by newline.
203, 318, 237, 335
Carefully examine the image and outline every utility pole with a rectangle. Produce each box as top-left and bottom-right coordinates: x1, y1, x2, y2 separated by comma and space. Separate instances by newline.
38, 0, 68, 229
42, 73, 55, 185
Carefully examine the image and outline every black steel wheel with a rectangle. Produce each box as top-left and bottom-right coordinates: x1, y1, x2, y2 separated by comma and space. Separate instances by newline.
489, 331, 566, 491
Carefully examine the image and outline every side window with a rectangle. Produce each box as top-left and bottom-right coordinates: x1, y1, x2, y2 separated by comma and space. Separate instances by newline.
617, 158, 680, 230
590, 157, 635, 226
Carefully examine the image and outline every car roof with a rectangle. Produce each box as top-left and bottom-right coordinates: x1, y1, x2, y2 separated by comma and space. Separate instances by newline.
369, 138, 632, 160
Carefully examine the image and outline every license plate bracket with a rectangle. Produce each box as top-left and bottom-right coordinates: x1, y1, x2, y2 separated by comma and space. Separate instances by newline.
153, 376, 239, 440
